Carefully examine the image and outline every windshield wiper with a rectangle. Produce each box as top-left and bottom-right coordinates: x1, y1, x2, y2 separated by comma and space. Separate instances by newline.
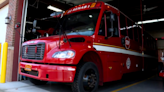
56, 14, 71, 49
62, 29, 72, 47
67, 30, 81, 35
74, 31, 81, 35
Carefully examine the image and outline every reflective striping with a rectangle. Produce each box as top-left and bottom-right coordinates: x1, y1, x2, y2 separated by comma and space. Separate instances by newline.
93, 42, 138, 52
93, 45, 142, 56
93, 45, 157, 58
94, 42, 125, 49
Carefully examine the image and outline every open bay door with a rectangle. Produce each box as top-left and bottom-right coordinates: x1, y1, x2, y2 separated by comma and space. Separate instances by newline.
18, 0, 67, 81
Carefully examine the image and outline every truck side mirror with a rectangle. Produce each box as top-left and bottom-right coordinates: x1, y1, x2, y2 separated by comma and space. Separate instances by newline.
110, 13, 115, 21
104, 11, 114, 39
32, 28, 36, 33
33, 20, 37, 28
108, 28, 114, 32
50, 12, 63, 17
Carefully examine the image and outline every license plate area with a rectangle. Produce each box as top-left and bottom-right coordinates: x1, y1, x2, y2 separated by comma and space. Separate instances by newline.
25, 64, 32, 71
21, 68, 38, 76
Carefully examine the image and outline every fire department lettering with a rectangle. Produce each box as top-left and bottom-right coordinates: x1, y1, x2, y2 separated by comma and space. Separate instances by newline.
67, 5, 90, 14
125, 36, 130, 49
125, 40, 130, 45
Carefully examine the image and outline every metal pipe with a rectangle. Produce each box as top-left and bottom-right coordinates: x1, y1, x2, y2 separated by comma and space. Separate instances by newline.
18, 0, 28, 81
140, 0, 145, 71
140, 0, 144, 50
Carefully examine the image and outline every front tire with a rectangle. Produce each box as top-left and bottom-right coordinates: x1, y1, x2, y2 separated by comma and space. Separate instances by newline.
29, 78, 47, 85
72, 62, 99, 92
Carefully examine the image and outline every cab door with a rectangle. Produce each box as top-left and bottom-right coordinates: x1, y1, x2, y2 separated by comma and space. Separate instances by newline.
95, 13, 110, 82
105, 11, 122, 81
94, 11, 122, 82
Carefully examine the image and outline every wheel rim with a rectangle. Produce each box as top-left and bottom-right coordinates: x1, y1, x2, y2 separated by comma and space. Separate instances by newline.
83, 69, 97, 91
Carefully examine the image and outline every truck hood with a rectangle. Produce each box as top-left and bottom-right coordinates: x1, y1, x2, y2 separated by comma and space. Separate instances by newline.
22, 35, 93, 52
21, 35, 94, 63
23, 35, 92, 45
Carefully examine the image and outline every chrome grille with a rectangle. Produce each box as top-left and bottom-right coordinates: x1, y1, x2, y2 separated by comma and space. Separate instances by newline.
22, 43, 45, 60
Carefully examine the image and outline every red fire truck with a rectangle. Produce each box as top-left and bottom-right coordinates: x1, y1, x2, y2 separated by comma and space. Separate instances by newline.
159, 70, 164, 81
159, 62, 164, 81
19, 1, 158, 92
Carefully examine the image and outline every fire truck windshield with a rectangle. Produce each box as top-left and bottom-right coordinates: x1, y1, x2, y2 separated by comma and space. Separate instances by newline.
53, 9, 100, 36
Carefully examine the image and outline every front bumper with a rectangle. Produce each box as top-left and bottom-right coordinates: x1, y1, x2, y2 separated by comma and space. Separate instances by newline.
19, 62, 76, 82
159, 70, 164, 77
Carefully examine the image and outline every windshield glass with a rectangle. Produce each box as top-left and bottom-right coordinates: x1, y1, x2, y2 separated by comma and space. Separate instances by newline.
53, 9, 100, 36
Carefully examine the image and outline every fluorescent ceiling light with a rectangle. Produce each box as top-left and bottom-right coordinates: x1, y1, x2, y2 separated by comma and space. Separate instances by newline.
47, 5, 63, 12
137, 18, 164, 24
158, 18, 164, 21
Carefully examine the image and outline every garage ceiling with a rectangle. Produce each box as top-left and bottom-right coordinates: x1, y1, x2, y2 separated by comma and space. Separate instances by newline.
30, 0, 164, 38
53, 0, 164, 36
55, 0, 164, 22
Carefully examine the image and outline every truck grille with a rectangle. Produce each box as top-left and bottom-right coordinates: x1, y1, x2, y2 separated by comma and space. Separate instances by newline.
22, 43, 45, 60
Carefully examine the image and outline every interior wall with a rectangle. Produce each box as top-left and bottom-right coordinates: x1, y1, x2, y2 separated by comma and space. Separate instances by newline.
147, 29, 164, 49
147, 28, 164, 63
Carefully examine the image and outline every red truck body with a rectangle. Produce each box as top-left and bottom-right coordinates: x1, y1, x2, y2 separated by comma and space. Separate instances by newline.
159, 71, 164, 78
19, 1, 157, 91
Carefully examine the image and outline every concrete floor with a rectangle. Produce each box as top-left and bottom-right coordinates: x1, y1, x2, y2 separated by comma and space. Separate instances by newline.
0, 71, 164, 92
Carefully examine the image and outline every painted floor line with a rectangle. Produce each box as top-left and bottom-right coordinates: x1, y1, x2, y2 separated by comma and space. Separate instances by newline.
110, 75, 155, 92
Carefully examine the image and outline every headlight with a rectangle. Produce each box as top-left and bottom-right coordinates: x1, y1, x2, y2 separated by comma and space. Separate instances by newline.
52, 50, 75, 58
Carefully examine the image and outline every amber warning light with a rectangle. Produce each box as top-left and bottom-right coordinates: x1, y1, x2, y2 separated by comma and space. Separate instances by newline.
90, 2, 102, 8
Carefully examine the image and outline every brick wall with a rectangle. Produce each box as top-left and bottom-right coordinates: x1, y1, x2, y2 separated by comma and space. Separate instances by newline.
6, 0, 19, 46
6, 47, 14, 82
5, 0, 19, 82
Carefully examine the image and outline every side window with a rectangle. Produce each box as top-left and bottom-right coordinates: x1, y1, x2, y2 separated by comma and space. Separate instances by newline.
127, 19, 133, 39
138, 27, 142, 44
134, 26, 139, 42
106, 12, 112, 36
106, 12, 119, 37
120, 14, 127, 36
98, 16, 105, 36
143, 31, 147, 46
150, 37, 153, 48
98, 12, 119, 37
112, 13, 119, 37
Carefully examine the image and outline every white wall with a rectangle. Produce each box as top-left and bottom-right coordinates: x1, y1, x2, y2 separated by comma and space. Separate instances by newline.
0, 5, 8, 47
0, 5, 9, 73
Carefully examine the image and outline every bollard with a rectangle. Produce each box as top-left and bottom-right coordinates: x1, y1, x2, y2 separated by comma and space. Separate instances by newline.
0, 42, 8, 83
0, 43, 1, 60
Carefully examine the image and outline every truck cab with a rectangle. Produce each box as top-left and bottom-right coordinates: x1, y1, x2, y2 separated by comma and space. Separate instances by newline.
20, 2, 109, 92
